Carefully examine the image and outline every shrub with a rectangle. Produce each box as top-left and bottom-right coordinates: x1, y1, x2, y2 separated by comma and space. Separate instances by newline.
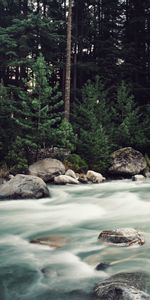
56, 119, 77, 152
6, 136, 29, 174
64, 154, 88, 173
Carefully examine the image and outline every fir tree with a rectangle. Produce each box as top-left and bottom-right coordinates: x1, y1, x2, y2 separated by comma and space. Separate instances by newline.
7, 54, 63, 169
74, 78, 112, 173
0, 81, 15, 160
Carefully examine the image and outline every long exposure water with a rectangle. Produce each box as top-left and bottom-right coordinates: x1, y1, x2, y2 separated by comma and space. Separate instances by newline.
0, 179, 150, 300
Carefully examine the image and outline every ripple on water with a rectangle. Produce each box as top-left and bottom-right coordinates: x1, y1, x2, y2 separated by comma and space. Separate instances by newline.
0, 180, 150, 300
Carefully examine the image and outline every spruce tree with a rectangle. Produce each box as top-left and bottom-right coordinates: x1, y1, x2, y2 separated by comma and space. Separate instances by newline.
112, 81, 146, 149
74, 78, 112, 173
0, 81, 15, 160
7, 54, 63, 171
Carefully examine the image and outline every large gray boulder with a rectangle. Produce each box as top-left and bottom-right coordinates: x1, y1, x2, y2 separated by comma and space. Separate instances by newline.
98, 228, 145, 247
29, 158, 65, 182
93, 272, 150, 299
0, 174, 50, 200
109, 147, 147, 176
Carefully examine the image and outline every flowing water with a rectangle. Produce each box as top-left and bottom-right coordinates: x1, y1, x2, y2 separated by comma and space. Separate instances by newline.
0, 179, 150, 300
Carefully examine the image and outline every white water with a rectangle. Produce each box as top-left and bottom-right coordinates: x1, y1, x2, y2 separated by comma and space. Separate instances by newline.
0, 179, 150, 300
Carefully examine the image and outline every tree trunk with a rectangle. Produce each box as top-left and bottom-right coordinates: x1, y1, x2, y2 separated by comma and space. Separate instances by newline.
64, 0, 72, 121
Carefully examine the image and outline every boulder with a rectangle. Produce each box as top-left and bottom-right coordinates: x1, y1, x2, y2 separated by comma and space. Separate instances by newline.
0, 174, 50, 200
54, 175, 79, 185
78, 174, 88, 184
65, 169, 77, 179
143, 167, 150, 178
109, 147, 147, 176
87, 170, 105, 183
93, 272, 150, 299
29, 158, 65, 182
132, 174, 145, 181
0, 178, 5, 185
30, 236, 66, 248
98, 228, 145, 247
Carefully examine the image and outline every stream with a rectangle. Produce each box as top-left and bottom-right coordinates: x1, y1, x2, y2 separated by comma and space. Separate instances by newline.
0, 179, 150, 300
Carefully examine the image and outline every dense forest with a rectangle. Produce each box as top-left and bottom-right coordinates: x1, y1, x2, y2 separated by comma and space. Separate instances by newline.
0, 0, 150, 174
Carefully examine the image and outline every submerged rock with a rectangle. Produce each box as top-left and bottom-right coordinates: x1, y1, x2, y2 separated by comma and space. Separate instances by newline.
0, 174, 50, 200
93, 272, 150, 299
98, 228, 145, 247
95, 262, 111, 271
54, 174, 79, 184
29, 158, 65, 182
87, 170, 105, 183
109, 147, 147, 177
30, 236, 66, 248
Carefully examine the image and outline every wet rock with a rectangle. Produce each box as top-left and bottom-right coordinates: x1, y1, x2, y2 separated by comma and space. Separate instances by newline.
0, 174, 50, 200
132, 175, 145, 181
54, 175, 79, 184
87, 170, 106, 183
95, 262, 110, 271
65, 169, 77, 179
78, 174, 88, 184
98, 228, 145, 247
143, 168, 150, 178
30, 236, 66, 248
29, 158, 65, 182
0, 178, 5, 185
93, 272, 150, 299
109, 147, 147, 177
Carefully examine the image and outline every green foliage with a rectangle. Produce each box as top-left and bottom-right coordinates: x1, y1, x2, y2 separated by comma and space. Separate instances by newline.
55, 119, 76, 152
6, 136, 29, 174
64, 154, 88, 173
112, 81, 146, 150
145, 154, 150, 168
74, 78, 112, 173
13, 54, 63, 156
0, 81, 15, 160
1, 0, 150, 174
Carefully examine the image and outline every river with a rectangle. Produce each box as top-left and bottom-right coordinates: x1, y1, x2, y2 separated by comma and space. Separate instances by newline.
0, 179, 150, 300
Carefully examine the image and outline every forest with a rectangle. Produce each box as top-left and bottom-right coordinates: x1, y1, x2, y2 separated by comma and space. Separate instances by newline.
0, 0, 150, 174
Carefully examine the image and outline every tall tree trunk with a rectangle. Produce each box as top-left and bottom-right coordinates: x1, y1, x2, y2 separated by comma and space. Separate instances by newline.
64, 0, 72, 121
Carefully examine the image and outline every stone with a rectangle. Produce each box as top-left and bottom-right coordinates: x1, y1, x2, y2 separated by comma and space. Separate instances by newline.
30, 236, 66, 248
98, 228, 145, 247
87, 170, 105, 183
95, 262, 110, 271
109, 147, 147, 176
54, 175, 79, 184
0, 178, 5, 185
65, 169, 77, 179
132, 174, 145, 181
143, 167, 150, 178
29, 158, 65, 182
0, 174, 50, 200
78, 174, 88, 183
93, 272, 150, 299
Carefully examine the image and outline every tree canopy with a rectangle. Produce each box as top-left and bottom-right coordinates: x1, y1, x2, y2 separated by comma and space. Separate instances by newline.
0, 0, 150, 173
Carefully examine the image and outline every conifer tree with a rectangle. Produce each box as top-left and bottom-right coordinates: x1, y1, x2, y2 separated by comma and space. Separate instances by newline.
7, 54, 63, 168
